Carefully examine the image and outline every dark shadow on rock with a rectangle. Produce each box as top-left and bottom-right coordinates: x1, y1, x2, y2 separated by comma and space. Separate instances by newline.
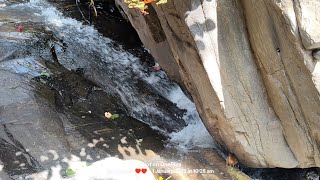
195, 40, 206, 50
243, 167, 320, 180
189, 18, 216, 38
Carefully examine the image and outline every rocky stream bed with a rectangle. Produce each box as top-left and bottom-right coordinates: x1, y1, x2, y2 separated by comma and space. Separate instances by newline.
0, 0, 319, 180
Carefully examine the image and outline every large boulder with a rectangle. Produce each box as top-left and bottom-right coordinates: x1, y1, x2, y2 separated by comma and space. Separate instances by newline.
293, 0, 320, 50
116, 0, 320, 168
242, 0, 320, 168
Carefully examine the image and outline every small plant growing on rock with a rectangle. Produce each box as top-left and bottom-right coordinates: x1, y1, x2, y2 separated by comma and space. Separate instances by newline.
64, 168, 76, 178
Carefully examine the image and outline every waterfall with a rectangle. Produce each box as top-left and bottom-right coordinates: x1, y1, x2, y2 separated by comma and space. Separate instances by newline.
23, 0, 215, 151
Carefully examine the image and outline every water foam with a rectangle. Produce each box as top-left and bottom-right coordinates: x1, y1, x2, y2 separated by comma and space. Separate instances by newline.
166, 87, 215, 151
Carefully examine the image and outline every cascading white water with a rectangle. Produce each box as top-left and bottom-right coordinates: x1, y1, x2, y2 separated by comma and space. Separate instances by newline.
19, 0, 215, 151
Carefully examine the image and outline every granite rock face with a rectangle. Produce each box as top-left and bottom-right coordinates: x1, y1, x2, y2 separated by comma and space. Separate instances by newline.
116, 0, 320, 168
294, 0, 320, 50
242, 0, 320, 168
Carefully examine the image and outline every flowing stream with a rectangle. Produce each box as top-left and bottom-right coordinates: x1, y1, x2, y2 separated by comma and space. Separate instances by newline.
2, 0, 215, 150
26, 0, 215, 151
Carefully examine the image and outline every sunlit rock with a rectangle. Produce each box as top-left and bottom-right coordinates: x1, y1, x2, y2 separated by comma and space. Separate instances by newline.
116, 0, 320, 168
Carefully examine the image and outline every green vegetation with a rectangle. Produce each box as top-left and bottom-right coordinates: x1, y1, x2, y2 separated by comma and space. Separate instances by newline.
40, 70, 50, 78
64, 168, 76, 178
110, 113, 120, 119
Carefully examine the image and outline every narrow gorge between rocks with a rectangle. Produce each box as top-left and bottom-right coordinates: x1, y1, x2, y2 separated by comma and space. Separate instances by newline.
0, 0, 319, 180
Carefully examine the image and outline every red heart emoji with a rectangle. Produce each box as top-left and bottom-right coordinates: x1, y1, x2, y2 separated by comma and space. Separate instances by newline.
135, 168, 141, 174
141, 168, 147, 174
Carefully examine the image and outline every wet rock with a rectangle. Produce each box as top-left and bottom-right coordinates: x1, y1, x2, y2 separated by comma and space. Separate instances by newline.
0, 4, 165, 178
0, 39, 166, 179
33, 70, 166, 160
0, 71, 70, 177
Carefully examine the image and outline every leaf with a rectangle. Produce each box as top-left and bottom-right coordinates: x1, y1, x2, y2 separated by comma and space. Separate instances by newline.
143, 0, 156, 4
105, 112, 112, 118
40, 71, 50, 78
135, 2, 146, 10
156, 0, 167, 5
105, 112, 119, 119
65, 168, 76, 177
110, 114, 119, 119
